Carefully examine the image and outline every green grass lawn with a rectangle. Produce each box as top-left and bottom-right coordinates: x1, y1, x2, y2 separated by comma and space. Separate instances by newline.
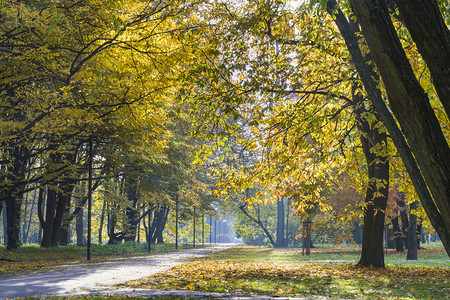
211, 243, 450, 268
123, 244, 450, 300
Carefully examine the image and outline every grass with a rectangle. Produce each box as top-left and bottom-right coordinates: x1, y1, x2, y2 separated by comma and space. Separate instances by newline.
0, 242, 198, 275
209, 243, 450, 268
123, 244, 450, 299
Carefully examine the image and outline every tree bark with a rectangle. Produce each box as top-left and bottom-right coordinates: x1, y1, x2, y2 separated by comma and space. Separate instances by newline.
59, 195, 72, 246
348, 0, 450, 256
40, 189, 57, 248
76, 195, 85, 246
275, 198, 285, 248
21, 192, 30, 244
395, 0, 450, 117
2, 205, 6, 246
120, 175, 140, 243
326, 0, 450, 256
98, 199, 106, 244
391, 215, 404, 252
407, 201, 418, 260
353, 90, 389, 267
4, 145, 29, 249
150, 204, 169, 244
24, 190, 37, 244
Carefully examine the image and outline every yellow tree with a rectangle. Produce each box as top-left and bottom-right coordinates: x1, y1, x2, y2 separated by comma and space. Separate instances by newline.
0, 0, 196, 248
180, 0, 416, 267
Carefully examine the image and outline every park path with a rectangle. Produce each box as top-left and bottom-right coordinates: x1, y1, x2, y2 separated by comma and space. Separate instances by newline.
0, 244, 238, 299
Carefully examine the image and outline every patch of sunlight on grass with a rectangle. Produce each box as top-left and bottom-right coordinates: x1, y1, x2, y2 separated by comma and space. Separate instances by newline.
123, 245, 450, 299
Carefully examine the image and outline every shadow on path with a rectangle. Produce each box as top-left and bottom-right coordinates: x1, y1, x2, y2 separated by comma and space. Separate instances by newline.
0, 244, 235, 299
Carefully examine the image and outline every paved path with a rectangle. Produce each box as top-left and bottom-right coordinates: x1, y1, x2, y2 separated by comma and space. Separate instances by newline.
0, 245, 237, 299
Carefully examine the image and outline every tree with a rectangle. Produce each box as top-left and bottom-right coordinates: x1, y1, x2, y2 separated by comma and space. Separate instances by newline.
345, 0, 450, 255
183, 0, 399, 266
0, 0, 196, 248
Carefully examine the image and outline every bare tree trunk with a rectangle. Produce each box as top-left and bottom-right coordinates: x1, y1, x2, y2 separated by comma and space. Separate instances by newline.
407, 202, 418, 260
391, 216, 404, 252
98, 200, 106, 244
21, 192, 30, 244
275, 198, 285, 248
76, 197, 84, 246
24, 190, 37, 244
1, 201, 6, 245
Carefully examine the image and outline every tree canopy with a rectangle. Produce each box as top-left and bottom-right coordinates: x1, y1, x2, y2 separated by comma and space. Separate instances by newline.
1, 0, 449, 268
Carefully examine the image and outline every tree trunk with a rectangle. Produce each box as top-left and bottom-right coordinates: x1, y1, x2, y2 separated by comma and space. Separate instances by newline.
395, 0, 450, 118
275, 198, 285, 248
407, 201, 418, 260
391, 215, 404, 252
123, 176, 139, 243
37, 188, 45, 244
5, 194, 23, 250
24, 190, 37, 244
348, 0, 450, 256
59, 195, 72, 246
76, 196, 84, 246
326, 0, 450, 257
107, 204, 122, 244
4, 145, 29, 250
1, 202, 7, 245
40, 189, 57, 248
285, 200, 289, 247
239, 203, 276, 247
98, 199, 106, 244
353, 82, 389, 268
151, 204, 169, 244
417, 221, 423, 249
21, 192, 30, 244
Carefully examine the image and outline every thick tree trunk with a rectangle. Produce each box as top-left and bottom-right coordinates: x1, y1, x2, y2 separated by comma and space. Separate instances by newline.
353, 78, 389, 267
4, 145, 29, 250
107, 204, 122, 244
358, 153, 389, 267
348, 0, 450, 256
123, 181, 139, 243
275, 198, 285, 248
41, 189, 57, 248
395, 0, 450, 117
5, 194, 23, 250
59, 195, 72, 246
150, 204, 169, 244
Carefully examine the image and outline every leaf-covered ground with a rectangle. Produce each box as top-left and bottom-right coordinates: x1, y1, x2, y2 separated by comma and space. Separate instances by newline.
123, 245, 450, 299
0, 243, 197, 276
